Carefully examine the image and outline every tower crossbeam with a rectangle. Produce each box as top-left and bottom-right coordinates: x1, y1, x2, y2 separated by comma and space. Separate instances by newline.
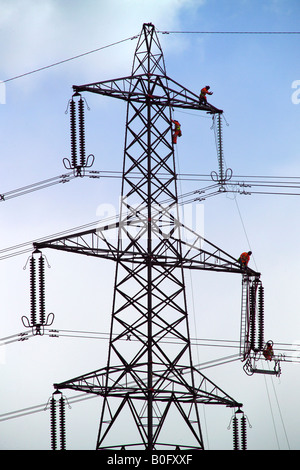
53, 364, 242, 408
73, 74, 223, 114
34, 219, 259, 276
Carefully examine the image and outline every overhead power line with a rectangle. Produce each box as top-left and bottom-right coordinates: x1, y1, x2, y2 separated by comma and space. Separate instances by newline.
2, 168, 300, 204
2, 170, 300, 261
1, 327, 299, 364
0, 214, 119, 261
3, 30, 299, 85
158, 30, 300, 34
3, 34, 139, 84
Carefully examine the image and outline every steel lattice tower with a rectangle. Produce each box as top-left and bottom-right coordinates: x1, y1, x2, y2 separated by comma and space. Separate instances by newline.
35, 23, 259, 450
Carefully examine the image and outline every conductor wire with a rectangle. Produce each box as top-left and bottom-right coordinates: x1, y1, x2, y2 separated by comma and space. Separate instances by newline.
3, 35, 139, 84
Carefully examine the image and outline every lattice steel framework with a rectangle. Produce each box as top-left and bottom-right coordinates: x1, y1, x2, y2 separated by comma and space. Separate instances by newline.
35, 23, 260, 450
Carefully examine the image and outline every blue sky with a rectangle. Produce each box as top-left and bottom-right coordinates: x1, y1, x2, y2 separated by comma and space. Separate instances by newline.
0, 0, 299, 450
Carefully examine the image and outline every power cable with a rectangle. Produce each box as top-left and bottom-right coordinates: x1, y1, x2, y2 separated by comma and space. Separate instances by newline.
0, 393, 95, 423
0, 213, 119, 260
3, 176, 300, 203
0, 172, 76, 202
158, 30, 300, 35
3, 35, 139, 84
2, 30, 298, 86
2, 164, 300, 203
2, 327, 300, 364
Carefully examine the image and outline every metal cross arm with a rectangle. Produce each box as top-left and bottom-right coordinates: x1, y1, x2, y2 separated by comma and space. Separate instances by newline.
73, 73, 223, 114
33, 216, 260, 277
33, 221, 120, 261
53, 363, 242, 408
171, 227, 260, 276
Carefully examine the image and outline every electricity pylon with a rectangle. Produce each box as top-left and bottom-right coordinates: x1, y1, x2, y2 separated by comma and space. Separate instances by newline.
35, 23, 259, 450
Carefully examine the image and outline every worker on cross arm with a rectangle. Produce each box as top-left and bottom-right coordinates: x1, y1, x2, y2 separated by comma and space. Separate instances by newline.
238, 251, 252, 269
199, 85, 213, 106
171, 119, 182, 144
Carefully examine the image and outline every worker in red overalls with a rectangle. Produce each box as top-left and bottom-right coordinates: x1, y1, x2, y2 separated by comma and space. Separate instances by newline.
171, 119, 182, 144
238, 251, 252, 269
199, 85, 213, 106
263, 341, 274, 361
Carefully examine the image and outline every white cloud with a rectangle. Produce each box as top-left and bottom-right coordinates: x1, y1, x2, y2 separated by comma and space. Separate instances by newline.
0, 0, 206, 83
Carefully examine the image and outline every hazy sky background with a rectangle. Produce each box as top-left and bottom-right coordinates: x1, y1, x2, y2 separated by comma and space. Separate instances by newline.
0, 0, 299, 450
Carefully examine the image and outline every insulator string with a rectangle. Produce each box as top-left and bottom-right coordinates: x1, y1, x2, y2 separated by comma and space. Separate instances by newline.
217, 114, 224, 182
249, 283, 256, 351
258, 284, 265, 351
78, 97, 86, 167
241, 415, 247, 450
70, 99, 77, 169
232, 416, 239, 450
39, 256, 46, 325
59, 396, 66, 450
22, 250, 54, 335
49, 392, 67, 450
50, 397, 57, 451
29, 256, 37, 327
232, 410, 248, 451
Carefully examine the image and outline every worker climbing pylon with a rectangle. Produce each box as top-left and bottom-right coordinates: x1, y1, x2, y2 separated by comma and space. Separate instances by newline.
199, 85, 213, 106
238, 251, 252, 270
171, 119, 182, 144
